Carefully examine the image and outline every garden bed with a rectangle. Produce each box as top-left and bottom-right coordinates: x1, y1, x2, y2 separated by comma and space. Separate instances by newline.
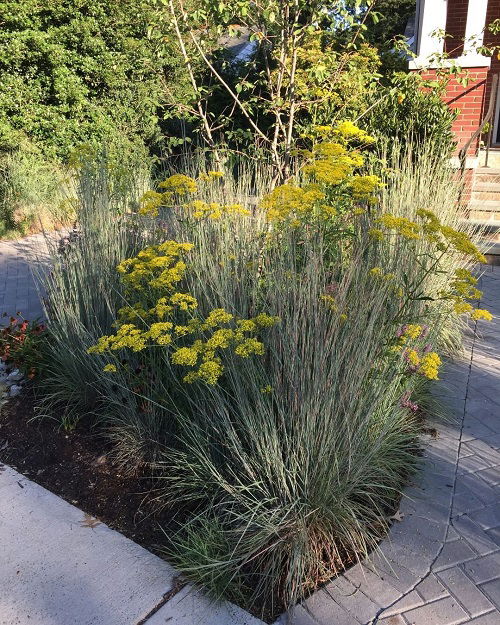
0, 388, 164, 553
0, 133, 491, 620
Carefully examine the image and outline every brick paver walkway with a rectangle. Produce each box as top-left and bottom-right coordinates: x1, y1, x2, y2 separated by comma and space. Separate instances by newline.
0, 233, 51, 324
1, 236, 499, 624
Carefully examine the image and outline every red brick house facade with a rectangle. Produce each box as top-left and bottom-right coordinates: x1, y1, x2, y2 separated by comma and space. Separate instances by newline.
411, 0, 500, 165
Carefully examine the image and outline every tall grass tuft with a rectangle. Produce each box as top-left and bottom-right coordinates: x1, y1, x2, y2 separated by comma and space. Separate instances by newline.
0, 145, 70, 238
151, 143, 478, 613
37, 140, 483, 614
35, 157, 159, 429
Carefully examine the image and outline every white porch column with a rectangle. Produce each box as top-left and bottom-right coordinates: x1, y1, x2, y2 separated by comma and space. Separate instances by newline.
417, 0, 448, 59
409, 0, 491, 69
463, 0, 489, 55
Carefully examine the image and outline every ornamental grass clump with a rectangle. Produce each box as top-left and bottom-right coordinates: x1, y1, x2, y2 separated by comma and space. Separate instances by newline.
40, 128, 490, 615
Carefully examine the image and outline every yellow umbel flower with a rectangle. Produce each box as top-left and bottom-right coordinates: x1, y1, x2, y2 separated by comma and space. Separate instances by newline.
260, 184, 325, 222
406, 349, 420, 367
405, 325, 422, 340
419, 352, 442, 380
170, 292, 198, 311
453, 301, 473, 315
471, 308, 493, 321
368, 228, 384, 241
158, 174, 197, 195
171, 346, 200, 366
334, 121, 375, 144
377, 214, 421, 240
349, 175, 382, 199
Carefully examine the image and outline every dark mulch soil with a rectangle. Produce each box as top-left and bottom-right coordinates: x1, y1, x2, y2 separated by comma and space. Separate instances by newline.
0, 387, 166, 556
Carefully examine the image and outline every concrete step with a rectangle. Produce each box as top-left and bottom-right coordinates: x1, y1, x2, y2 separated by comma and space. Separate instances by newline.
468, 209, 500, 221
460, 218, 500, 241
476, 167, 500, 174
468, 200, 500, 209
471, 191, 500, 201
478, 150, 500, 168
460, 218, 500, 231
473, 182, 500, 192
479, 240, 500, 255
474, 168, 500, 184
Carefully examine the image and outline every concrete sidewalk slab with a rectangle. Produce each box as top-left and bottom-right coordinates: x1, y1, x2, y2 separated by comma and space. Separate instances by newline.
0, 465, 265, 625
0, 465, 176, 625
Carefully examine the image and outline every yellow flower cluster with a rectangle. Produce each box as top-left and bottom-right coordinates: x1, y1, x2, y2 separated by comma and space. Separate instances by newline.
89, 240, 279, 385
376, 214, 421, 240
198, 171, 224, 181
186, 200, 250, 220
406, 349, 420, 367
419, 352, 442, 380
334, 121, 376, 144
401, 346, 442, 380
404, 324, 423, 339
368, 228, 384, 241
158, 174, 198, 195
139, 175, 198, 216
169, 312, 279, 384
303, 141, 365, 185
450, 269, 482, 301
369, 267, 395, 281
91, 304, 278, 385
447, 269, 492, 322
349, 175, 382, 200
471, 308, 493, 321
260, 183, 326, 222
416, 209, 486, 264
117, 241, 193, 292
139, 190, 170, 216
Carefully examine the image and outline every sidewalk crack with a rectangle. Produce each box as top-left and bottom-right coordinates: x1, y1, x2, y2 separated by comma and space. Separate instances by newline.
135, 576, 186, 625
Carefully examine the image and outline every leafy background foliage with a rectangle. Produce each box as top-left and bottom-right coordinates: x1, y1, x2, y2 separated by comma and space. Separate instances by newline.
0, 0, 188, 159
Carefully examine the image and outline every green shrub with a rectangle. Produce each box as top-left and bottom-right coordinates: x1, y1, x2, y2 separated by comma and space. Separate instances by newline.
364, 73, 457, 156
0, 0, 190, 161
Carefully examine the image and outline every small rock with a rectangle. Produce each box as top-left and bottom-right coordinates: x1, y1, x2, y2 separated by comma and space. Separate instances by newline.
9, 385, 22, 398
7, 370, 23, 383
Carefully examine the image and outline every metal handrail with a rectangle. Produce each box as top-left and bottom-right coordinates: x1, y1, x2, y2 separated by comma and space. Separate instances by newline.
460, 72, 499, 175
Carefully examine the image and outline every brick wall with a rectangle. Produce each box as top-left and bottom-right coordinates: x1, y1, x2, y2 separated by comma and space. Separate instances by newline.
413, 0, 500, 157
420, 69, 488, 155
444, 0, 469, 57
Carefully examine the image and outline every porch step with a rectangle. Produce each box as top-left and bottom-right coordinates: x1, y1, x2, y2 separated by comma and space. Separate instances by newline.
460, 219, 500, 231
471, 192, 500, 201
468, 200, 500, 208
474, 168, 500, 184
476, 168, 500, 174
473, 182, 500, 192
460, 218, 500, 243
